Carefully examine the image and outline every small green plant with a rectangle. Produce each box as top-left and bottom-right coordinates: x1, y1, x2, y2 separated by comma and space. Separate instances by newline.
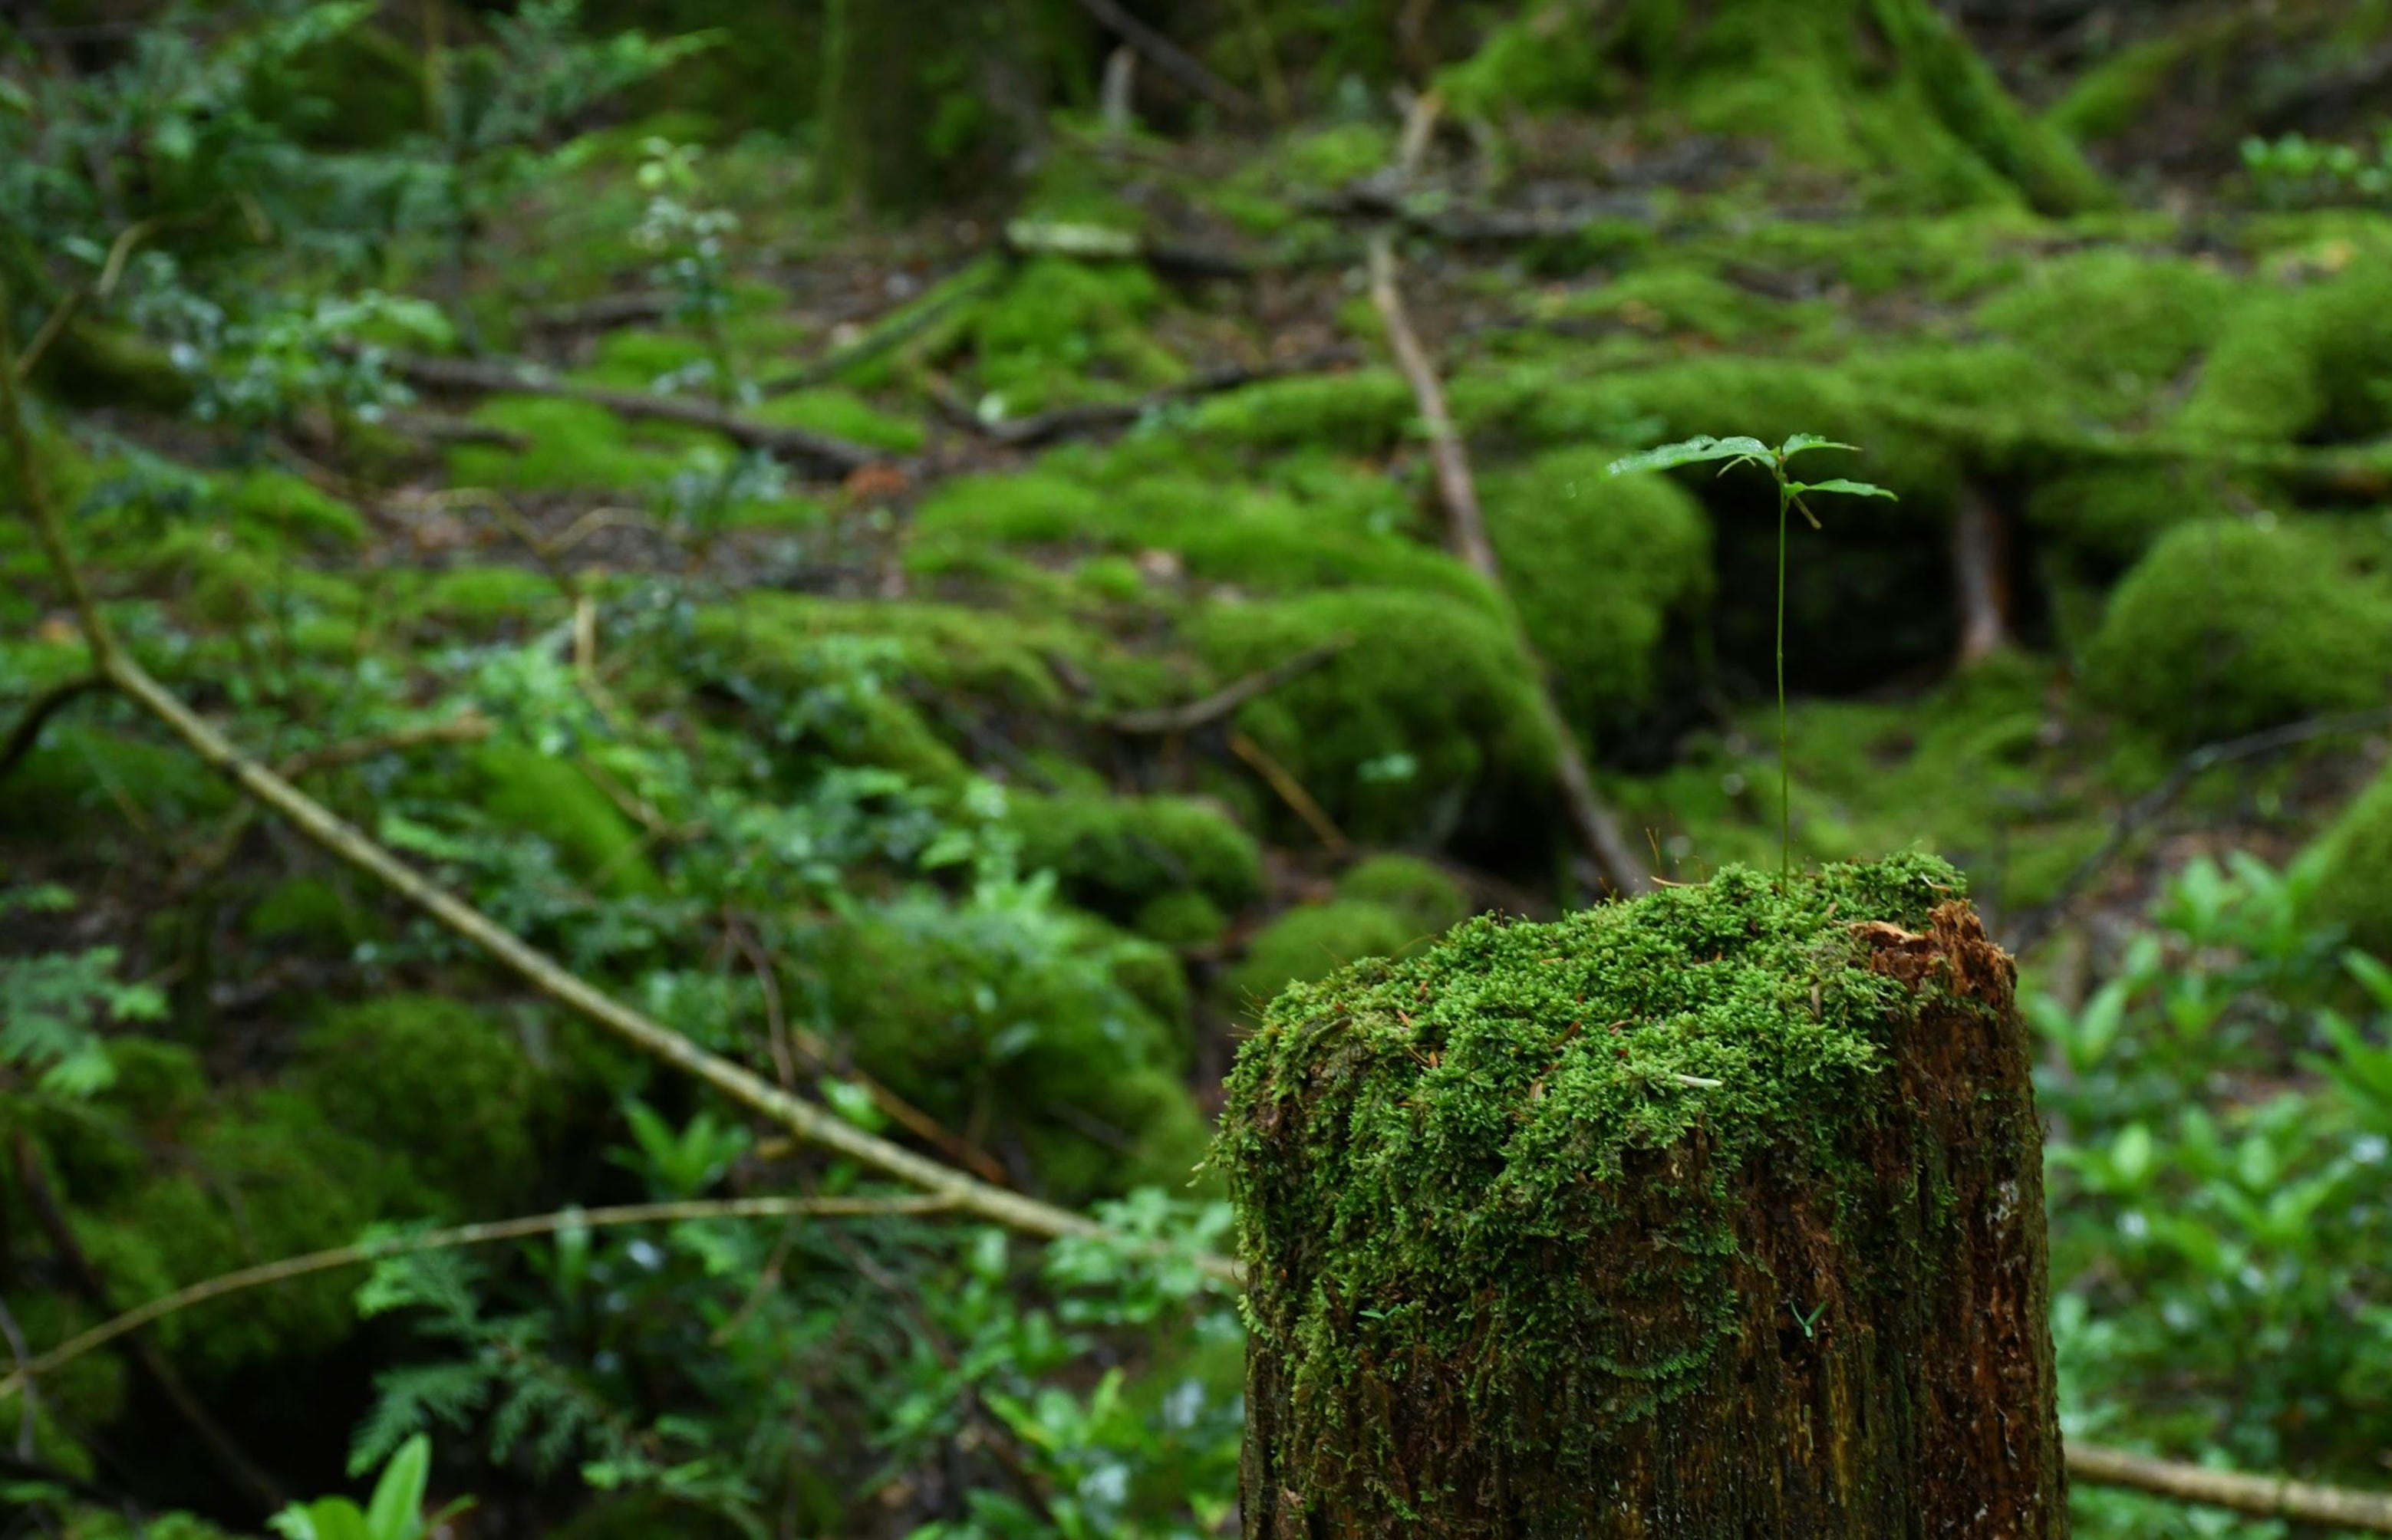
269, 1433, 467, 1540
2242, 130, 2392, 209
1606, 434, 1893, 873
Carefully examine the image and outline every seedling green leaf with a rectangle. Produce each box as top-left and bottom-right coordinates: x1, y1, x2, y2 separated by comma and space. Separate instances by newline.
1604, 435, 1771, 477
1787, 478, 1896, 500
1778, 433, 1858, 460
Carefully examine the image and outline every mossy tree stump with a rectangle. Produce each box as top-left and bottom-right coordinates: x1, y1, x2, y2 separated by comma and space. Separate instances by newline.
1221, 857, 2061, 1538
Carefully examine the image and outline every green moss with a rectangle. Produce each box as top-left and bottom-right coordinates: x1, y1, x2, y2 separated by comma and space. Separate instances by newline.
750, 387, 926, 454
293, 995, 549, 1207
1438, 1, 1621, 117
2081, 518, 2392, 744
968, 257, 1183, 416
1540, 266, 1837, 348
1218, 854, 1975, 1521
247, 874, 376, 951
1971, 248, 2239, 402
2022, 462, 2242, 567
2045, 35, 2193, 143
225, 468, 367, 549
466, 738, 664, 897
74, 1092, 405, 1380
1185, 368, 1415, 455
1336, 854, 1471, 933
1133, 889, 1231, 946
2178, 262, 2392, 444
408, 564, 567, 627
813, 894, 1202, 1203
1481, 445, 1712, 737
1191, 587, 1557, 846
581, 328, 712, 391
908, 462, 1494, 610
1224, 898, 1422, 1021
1009, 791, 1263, 920
447, 396, 714, 490
2305, 766, 2392, 956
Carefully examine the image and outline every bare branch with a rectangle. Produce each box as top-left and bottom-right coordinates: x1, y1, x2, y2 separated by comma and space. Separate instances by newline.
0, 1194, 956, 1407
2068, 1443, 2392, 1533
1108, 634, 1355, 735
0, 674, 104, 783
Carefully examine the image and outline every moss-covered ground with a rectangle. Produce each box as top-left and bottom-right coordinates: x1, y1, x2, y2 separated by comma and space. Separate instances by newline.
8, 2, 2392, 1528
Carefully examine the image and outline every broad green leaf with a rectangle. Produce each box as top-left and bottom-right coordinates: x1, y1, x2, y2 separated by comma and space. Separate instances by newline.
1604, 435, 1770, 477
1786, 478, 1896, 500
1778, 433, 1857, 459
364, 1434, 431, 1540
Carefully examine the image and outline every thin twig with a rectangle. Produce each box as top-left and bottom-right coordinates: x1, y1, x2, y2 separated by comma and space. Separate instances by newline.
2004, 706, 2392, 953
2067, 1443, 2392, 1533
1108, 635, 1355, 735
1364, 229, 1649, 896
0, 1195, 955, 1407
1227, 728, 1349, 856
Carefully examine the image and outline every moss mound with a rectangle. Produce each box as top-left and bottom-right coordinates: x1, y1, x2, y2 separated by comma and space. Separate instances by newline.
1334, 854, 1471, 933
1224, 898, 1423, 1020
2080, 518, 2392, 743
466, 738, 664, 897
2178, 262, 2392, 444
1191, 588, 1556, 846
1218, 854, 1982, 1521
1009, 791, 1262, 920
1481, 445, 1712, 735
2303, 767, 2392, 957
2022, 462, 2241, 567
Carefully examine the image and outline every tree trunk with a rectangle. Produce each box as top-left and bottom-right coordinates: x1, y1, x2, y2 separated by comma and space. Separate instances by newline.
1221, 856, 2063, 1538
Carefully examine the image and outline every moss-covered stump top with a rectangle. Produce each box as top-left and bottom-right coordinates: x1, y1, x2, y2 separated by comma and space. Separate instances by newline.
1220, 854, 2059, 1537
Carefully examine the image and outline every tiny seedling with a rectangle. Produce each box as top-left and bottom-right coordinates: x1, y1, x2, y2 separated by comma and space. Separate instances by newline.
1792, 1301, 1828, 1340
1607, 434, 1894, 876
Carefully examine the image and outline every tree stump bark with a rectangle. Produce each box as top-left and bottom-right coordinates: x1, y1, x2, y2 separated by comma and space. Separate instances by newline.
1221, 856, 2063, 1538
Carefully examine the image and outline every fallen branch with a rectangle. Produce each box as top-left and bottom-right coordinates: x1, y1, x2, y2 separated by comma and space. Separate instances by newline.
2067, 1443, 2392, 1533
0, 673, 104, 783
758, 262, 1002, 398
2004, 706, 2392, 953
381, 352, 886, 478
1108, 634, 1355, 735
523, 291, 675, 332
959, 348, 1359, 451
0, 1194, 954, 1407
1227, 728, 1349, 857
0, 284, 1175, 1283
1365, 231, 1650, 896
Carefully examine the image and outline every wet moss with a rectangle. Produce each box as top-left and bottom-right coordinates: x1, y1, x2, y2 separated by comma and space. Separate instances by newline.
1133, 889, 1231, 947
1009, 790, 1264, 921
246, 874, 377, 952
1184, 368, 1415, 455
749, 386, 926, 454
2080, 518, 2392, 744
1481, 444, 1712, 737
224, 467, 367, 550
1970, 248, 2239, 404
967, 257, 1183, 417
447, 396, 714, 490
1218, 854, 1979, 1523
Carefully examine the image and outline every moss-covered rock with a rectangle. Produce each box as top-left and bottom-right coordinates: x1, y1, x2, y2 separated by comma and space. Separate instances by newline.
1481, 444, 1712, 735
2177, 262, 2392, 444
1132, 889, 1231, 946
2080, 518, 2392, 743
1190, 587, 1557, 846
292, 995, 550, 1207
1185, 368, 1415, 455
812, 895, 1206, 1203
2021, 462, 2242, 568
1971, 248, 2239, 403
1335, 853, 1471, 933
1009, 791, 1262, 920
